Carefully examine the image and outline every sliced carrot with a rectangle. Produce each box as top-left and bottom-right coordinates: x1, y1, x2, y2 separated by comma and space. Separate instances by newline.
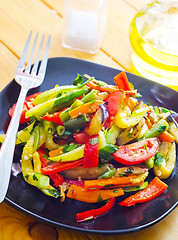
87, 81, 118, 92
69, 100, 103, 119
114, 71, 131, 91
158, 131, 176, 143
67, 184, 124, 203
49, 147, 64, 157
84, 175, 139, 191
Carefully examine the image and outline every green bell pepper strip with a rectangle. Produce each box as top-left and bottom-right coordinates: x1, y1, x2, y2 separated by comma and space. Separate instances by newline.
114, 107, 149, 129
144, 119, 169, 138
33, 85, 77, 105
49, 145, 85, 162
26, 89, 89, 119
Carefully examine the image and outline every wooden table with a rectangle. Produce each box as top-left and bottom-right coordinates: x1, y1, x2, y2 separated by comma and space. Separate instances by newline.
0, 0, 177, 239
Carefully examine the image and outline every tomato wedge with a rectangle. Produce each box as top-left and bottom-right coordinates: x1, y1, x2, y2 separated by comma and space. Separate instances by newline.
119, 177, 168, 207
9, 92, 41, 124
113, 138, 159, 165
73, 132, 89, 144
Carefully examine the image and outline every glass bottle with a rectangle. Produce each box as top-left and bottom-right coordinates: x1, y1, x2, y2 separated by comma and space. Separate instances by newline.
129, 0, 178, 90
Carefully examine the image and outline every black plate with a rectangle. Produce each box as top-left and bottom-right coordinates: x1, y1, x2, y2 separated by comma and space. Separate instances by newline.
1, 57, 178, 234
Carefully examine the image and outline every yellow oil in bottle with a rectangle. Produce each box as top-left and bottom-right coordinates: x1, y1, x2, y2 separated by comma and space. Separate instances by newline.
129, 2, 178, 91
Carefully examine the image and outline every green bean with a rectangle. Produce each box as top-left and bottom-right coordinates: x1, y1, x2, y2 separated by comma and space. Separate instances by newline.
42, 120, 55, 137
64, 114, 90, 129
144, 119, 169, 138
56, 125, 65, 136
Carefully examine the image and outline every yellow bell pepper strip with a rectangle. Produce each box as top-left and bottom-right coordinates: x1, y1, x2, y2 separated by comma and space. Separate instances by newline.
67, 184, 124, 203
76, 198, 116, 222
0, 121, 35, 145
114, 71, 131, 91
85, 108, 103, 136
153, 142, 176, 179
48, 145, 85, 162
84, 175, 140, 191
119, 177, 168, 207
114, 107, 149, 129
69, 100, 103, 119
83, 135, 99, 168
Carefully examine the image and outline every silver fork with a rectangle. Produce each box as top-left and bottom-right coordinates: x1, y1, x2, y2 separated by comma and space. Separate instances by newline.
0, 31, 51, 203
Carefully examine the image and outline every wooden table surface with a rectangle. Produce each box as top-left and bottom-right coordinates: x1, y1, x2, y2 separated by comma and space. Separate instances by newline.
0, 0, 177, 239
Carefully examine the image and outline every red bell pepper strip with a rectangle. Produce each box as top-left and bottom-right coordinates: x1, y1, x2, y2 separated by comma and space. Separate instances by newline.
114, 71, 131, 91
104, 90, 124, 127
119, 177, 168, 207
113, 138, 159, 165
49, 173, 64, 187
38, 148, 65, 186
9, 92, 41, 124
76, 198, 116, 222
42, 110, 64, 125
41, 158, 84, 175
37, 148, 49, 168
73, 132, 89, 144
83, 135, 99, 168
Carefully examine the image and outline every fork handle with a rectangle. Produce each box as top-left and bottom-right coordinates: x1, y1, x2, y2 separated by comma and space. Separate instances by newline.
0, 86, 28, 203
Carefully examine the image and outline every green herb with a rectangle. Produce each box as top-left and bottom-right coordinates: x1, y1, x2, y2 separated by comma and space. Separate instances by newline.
97, 193, 104, 202
33, 174, 38, 181
113, 190, 118, 193
62, 143, 78, 153
48, 189, 60, 198
25, 174, 29, 180
73, 74, 84, 86
154, 152, 165, 168
146, 102, 151, 106
144, 144, 148, 150
158, 125, 167, 133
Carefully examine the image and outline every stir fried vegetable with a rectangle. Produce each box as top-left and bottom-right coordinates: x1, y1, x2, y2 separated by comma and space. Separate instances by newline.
4, 71, 177, 223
